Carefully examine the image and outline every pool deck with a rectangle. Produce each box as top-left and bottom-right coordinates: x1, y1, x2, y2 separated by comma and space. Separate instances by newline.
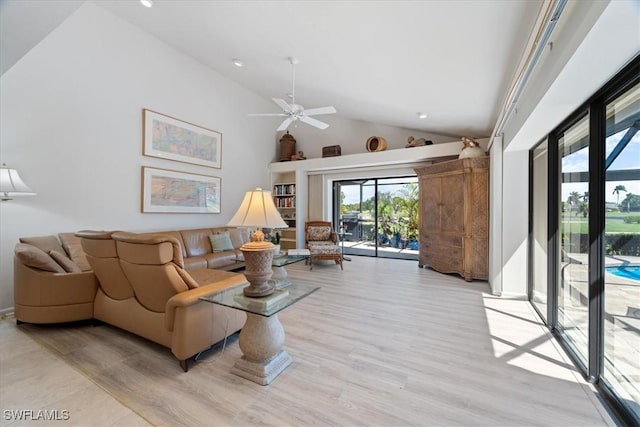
563, 254, 639, 410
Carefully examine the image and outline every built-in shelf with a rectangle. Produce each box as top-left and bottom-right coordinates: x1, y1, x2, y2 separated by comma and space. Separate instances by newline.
273, 178, 297, 250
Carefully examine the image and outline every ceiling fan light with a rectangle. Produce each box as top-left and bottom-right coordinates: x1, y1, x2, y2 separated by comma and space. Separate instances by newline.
140, 0, 153, 8
232, 58, 244, 67
417, 112, 428, 119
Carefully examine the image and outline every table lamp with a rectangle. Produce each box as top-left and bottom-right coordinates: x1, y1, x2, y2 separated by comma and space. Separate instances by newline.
228, 188, 288, 297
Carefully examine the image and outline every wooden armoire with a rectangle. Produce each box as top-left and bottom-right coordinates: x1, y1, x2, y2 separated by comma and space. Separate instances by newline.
414, 157, 489, 281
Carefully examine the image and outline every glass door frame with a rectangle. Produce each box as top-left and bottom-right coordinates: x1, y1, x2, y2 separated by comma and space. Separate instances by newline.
332, 175, 419, 260
528, 55, 639, 426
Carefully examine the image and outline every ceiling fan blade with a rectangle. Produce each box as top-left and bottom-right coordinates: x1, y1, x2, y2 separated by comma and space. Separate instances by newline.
277, 117, 294, 131
299, 115, 329, 130
272, 98, 292, 113
247, 113, 288, 116
303, 106, 336, 116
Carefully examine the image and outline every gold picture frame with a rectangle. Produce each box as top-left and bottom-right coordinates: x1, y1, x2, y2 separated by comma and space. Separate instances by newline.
142, 167, 221, 214
143, 109, 222, 169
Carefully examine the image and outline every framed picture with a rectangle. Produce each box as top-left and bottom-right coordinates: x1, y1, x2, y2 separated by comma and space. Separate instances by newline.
142, 167, 221, 213
143, 109, 222, 169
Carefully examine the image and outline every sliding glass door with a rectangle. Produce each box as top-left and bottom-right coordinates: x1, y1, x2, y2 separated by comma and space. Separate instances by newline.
557, 114, 590, 367
334, 176, 419, 260
602, 81, 640, 419
528, 57, 639, 425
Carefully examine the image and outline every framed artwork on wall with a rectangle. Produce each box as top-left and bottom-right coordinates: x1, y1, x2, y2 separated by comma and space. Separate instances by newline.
142, 166, 221, 214
143, 109, 222, 169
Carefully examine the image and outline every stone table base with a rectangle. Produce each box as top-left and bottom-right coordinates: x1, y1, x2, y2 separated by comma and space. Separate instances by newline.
231, 312, 292, 385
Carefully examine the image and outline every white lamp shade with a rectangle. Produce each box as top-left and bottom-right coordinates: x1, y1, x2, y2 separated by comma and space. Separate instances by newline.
0, 167, 36, 199
227, 188, 288, 229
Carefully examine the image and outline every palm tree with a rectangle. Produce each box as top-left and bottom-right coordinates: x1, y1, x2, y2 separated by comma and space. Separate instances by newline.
567, 191, 581, 216
613, 185, 627, 207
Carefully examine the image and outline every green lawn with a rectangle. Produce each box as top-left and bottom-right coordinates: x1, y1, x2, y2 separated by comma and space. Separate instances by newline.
562, 212, 640, 234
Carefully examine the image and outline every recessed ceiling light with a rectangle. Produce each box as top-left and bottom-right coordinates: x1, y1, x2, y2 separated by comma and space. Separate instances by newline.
140, 0, 153, 7
232, 58, 244, 67
417, 112, 428, 119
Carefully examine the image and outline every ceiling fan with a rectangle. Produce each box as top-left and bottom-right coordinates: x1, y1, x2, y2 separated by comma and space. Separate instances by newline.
249, 57, 336, 131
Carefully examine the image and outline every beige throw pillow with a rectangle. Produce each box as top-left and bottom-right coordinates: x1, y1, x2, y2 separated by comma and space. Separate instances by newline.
15, 243, 65, 273
58, 232, 92, 271
19, 235, 65, 254
49, 250, 81, 273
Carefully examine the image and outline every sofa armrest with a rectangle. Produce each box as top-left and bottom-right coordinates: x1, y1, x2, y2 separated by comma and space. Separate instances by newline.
165, 276, 247, 331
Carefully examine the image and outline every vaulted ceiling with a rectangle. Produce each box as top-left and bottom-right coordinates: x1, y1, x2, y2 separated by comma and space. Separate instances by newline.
1, 0, 543, 137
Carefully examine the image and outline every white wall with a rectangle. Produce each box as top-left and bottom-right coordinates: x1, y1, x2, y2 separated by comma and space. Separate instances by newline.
274, 115, 455, 160
0, 2, 278, 310
493, 0, 640, 297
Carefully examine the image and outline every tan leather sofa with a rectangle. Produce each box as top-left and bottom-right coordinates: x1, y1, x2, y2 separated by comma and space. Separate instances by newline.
14, 226, 252, 371
78, 230, 246, 371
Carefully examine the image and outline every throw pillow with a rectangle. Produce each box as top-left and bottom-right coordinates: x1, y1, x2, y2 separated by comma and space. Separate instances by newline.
15, 243, 65, 273
209, 232, 234, 253
49, 250, 82, 273
19, 235, 65, 254
58, 232, 92, 271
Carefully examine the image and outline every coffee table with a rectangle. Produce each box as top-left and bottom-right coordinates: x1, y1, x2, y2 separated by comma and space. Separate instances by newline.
200, 280, 319, 385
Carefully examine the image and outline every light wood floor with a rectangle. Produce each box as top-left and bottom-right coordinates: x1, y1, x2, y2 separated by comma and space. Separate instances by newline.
1, 257, 617, 426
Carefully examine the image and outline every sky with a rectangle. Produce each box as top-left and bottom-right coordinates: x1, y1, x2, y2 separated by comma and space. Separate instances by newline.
561, 130, 640, 203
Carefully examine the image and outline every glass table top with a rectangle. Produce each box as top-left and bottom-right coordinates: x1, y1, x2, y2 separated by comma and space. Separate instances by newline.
272, 251, 310, 267
200, 280, 319, 317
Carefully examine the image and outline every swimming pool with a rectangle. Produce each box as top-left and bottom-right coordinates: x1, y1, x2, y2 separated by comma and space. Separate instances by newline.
606, 265, 640, 281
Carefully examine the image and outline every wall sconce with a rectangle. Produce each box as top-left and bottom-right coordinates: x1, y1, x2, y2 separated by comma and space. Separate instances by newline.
1, 164, 36, 201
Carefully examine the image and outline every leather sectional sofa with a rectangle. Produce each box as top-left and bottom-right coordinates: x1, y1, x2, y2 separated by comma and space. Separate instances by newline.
14, 227, 252, 371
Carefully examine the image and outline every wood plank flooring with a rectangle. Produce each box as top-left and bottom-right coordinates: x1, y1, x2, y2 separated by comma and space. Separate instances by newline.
1, 256, 616, 426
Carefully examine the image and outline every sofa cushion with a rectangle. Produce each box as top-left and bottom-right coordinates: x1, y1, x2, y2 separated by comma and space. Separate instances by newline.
229, 228, 250, 249
203, 252, 240, 269
19, 235, 65, 255
49, 250, 82, 273
180, 228, 213, 257
58, 233, 92, 271
183, 257, 208, 270
209, 231, 234, 252
15, 243, 65, 273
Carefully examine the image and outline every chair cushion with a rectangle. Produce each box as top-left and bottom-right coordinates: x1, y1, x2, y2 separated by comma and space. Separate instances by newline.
307, 226, 332, 241
15, 243, 65, 273
49, 250, 81, 273
309, 243, 340, 254
209, 231, 234, 252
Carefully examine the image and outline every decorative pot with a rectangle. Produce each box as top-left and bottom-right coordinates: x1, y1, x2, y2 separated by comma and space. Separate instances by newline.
279, 131, 296, 162
366, 136, 387, 152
